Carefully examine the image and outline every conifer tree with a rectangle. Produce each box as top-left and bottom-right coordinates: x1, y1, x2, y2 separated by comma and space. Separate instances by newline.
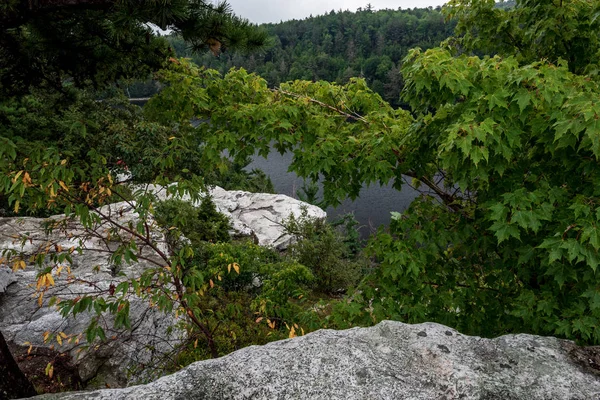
0, 0, 268, 95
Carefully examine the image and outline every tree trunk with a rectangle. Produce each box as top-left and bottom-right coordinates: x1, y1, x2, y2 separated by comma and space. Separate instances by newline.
0, 329, 37, 400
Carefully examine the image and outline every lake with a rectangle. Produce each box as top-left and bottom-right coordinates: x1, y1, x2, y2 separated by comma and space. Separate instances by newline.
246, 150, 421, 237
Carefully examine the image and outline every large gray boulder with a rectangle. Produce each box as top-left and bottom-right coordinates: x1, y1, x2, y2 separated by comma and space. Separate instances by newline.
0, 202, 182, 388
32, 320, 600, 399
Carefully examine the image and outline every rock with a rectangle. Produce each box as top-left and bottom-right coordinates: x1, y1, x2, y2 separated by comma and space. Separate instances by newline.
209, 186, 326, 249
143, 184, 327, 249
0, 186, 324, 389
0, 202, 183, 388
32, 321, 600, 400
0, 265, 17, 294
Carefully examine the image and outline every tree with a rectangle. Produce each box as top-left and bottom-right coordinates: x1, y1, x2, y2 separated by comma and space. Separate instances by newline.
0, 1, 268, 396
0, 0, 268, 95
178, 6, 456, 107
0, 330, 37, 399
146, 0, 600, 344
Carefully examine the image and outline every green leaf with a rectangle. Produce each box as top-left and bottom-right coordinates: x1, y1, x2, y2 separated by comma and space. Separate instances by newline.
514, 89, 532, 113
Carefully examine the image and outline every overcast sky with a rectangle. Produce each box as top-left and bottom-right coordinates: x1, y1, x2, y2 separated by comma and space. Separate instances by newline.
226, 1, 448, 24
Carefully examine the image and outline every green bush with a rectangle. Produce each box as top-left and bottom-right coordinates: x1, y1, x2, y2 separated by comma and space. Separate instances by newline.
283, 210, 366, 294
154, 196, 231, 246
172, 240, 318, 361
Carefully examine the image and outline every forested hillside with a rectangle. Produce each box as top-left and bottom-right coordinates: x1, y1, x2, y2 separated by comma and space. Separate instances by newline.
168, 7, 455, 107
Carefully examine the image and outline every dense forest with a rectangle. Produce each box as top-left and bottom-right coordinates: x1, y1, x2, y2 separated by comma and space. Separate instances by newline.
165, 7, 455, 107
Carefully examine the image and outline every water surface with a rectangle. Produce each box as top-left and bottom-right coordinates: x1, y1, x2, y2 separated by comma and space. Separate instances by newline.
247, 151, 421, 236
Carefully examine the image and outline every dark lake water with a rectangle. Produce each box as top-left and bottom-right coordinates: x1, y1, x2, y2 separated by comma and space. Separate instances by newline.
247, 151, 421, 237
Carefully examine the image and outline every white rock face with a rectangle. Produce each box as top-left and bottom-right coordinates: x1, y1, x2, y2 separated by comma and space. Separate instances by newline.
33, 320, 600, 400
0, 202, 182, 388
143, 184, 327, 249
209, 186, 326, 249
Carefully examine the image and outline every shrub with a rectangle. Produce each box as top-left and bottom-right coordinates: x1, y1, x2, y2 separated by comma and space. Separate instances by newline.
283, 210, 366, 294
154, 196, 231, 246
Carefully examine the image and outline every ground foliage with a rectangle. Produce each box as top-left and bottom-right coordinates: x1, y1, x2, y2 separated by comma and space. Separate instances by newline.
282, 210, 366, 294
153, 198, 361, 363
149, 0, 600, 344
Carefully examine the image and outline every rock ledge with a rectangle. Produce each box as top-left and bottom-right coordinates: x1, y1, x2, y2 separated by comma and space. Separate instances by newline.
33, 320, 600, 400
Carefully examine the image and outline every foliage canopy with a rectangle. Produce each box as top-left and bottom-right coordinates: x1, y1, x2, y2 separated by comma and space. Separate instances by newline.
147, 0, 600, 344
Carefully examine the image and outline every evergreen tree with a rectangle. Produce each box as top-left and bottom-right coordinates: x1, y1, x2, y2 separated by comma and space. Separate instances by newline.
0, 0, 268, 96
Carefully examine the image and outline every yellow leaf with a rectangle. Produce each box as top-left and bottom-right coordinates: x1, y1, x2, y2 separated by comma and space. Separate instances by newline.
46, 273, 55, 287
59, 332, 68, 339
37, 292, 44, 306
232, 262, 240, 274
227, 264, 231, 273
13, 170, 23, 183
194, 339, 198, 349
56, 335, 62, 346
209, 279, 214, 288
22, 172, 31, 185
58, 181, 69, 192
255, 317, 263, 323
60, 159, 67, 165
43, 331, 51, 343
217, 275, 222, 281
12, 260, 24, 272
168, 136, 176, 140
27, 344, 33, 355
289, 326, 296, 338
13, 200, 19, 214
45, 362, 54, 379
